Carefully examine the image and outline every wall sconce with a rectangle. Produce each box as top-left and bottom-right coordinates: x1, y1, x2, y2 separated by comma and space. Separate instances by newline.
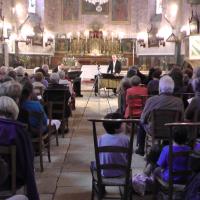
158, 37, 165, 46
45, 38, 53, 47
137, 39, 146, 48
189, 10, 199, 35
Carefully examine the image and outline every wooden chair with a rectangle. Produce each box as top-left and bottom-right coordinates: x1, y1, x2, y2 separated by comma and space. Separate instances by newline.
154, 122, 200, 200
88, 118, 139, 200
127, 95, 148, 119
44, 89, 70, 138
0, 145, 17, 199
47, 102, 59, 146
28, 111, 51, 172
145, 109, 181, 154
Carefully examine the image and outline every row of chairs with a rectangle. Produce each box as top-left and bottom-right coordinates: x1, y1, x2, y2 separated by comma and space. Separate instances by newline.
29, 89, 70, 172
127, 92, 195, 119
89, 118, 200, 200
0, 89, 70, 198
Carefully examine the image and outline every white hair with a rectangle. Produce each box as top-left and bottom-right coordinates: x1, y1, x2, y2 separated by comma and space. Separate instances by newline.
50, 73, 60, 83
0, 66, 8, 75
7, 67, 14, 72
0, 81, 22, 102
14, 66, 25, 76
0, 96, 19, 120
58, 70, 66, 79
159, 75, 174, 94
42, 64, 49, 73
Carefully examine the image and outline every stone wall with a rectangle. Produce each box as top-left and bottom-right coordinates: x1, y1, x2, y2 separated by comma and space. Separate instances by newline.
1, 0, 200, 57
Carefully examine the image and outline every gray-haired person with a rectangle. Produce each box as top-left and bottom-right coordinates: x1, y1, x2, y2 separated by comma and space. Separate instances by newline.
136, 75, 184, 156
0, 81, 22, 104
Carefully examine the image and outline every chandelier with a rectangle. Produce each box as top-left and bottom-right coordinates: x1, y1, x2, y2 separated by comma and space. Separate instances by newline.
85, 0, 109, 12
85, 0, 108, 5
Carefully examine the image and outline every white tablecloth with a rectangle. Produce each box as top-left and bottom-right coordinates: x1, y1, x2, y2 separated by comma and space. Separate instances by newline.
80, 65, 109, 80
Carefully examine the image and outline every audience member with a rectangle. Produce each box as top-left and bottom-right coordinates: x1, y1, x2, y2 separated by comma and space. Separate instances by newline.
169, 67, 183, 94
42, 64, 50, 81
147, 67, 156, 83
154, 126, 190, 183
8, 70, 17, 80
185, 78, 200, 121
97, 112, 128, 177
58, 70, 73, 95
19, 82, 48, 135
14, 66, 25, 82
117, 77, 131, 115
35, 67, 49, 87
136, 75, 184, 156
126, 66, 138, 78
0, 66, 8, 81
125, 75, 148, 118
0, 96, 39, 200
147, 68, 162, 95
32, 72, 46, 95
0, 81, 22, 103
7, 195, 29, 200
43, 73, 71, 119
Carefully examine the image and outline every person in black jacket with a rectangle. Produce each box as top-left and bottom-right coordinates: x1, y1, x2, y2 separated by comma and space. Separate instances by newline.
107, 55, 122, 74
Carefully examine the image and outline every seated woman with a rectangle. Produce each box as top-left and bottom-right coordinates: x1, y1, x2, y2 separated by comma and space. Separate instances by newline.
154, 126, 191, 184
18, 82, 48, 135
0, 96, 39, 200
124, 75, 147, 119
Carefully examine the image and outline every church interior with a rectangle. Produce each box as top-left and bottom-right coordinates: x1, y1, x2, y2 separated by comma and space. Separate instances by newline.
0, 0, 200, 200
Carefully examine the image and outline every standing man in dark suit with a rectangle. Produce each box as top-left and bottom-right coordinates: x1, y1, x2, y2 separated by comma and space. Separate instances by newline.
107, 54, 122, 74
107, 55, 122, 94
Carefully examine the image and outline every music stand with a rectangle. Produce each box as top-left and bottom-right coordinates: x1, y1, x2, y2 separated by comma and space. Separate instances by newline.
67, 71, 82, 80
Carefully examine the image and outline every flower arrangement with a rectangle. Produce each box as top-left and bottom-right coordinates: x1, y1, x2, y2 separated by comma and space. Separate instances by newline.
18, 55, 31, 68
62, 56, 78, 67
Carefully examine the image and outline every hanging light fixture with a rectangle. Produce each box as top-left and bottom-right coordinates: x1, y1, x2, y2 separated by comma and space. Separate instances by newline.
85, 0, 108, 5
85, 0, 108, 12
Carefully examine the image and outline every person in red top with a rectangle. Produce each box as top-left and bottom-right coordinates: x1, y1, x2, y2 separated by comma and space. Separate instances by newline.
125, 75, 148, 118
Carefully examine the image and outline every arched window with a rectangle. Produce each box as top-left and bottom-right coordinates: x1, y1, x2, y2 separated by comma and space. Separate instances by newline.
156, 0, 162, 15
28, 0, 36, 13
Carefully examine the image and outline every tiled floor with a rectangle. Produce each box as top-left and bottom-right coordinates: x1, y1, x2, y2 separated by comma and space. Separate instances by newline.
34, 84, 150, 200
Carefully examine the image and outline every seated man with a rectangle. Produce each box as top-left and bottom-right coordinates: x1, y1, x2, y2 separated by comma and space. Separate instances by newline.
136, 75, 184, 156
